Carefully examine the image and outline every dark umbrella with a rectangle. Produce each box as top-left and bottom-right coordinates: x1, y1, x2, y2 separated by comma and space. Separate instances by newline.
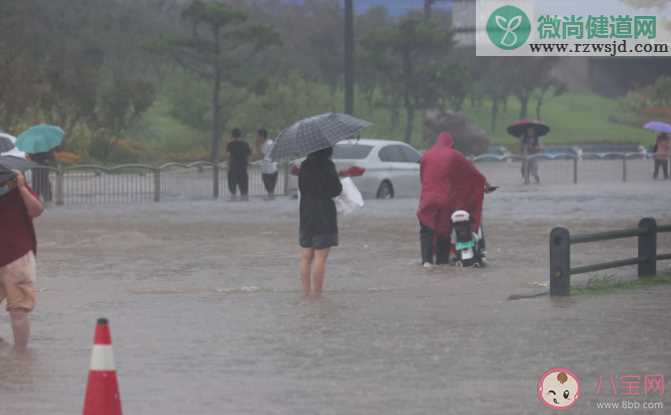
507, 119, 550, 138
270, 113, 372, 161
0, 133, 15, 153
0, 165, 15, 184
0, 155, 38, 172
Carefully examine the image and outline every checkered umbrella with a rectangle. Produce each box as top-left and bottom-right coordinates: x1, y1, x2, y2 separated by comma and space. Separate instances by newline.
269, 113, 372, 161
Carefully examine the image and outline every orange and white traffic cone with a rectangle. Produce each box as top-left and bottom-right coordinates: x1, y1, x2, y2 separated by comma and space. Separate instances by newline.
82, 318, 123, 415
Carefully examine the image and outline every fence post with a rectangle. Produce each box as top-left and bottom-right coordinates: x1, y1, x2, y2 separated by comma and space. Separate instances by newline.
550, 227, 571, 296
283, 161, 290, 196
213, 163, 220, 199
55, 164, 64, 206
573, 157, 578, 184
638, 217, 657, 278
524, 155, 530, 185
153, 167, 160, 203
622, 157, 627, 182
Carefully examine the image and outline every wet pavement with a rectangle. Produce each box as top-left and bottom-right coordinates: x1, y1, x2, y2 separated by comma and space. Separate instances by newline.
2, 179, 671, 414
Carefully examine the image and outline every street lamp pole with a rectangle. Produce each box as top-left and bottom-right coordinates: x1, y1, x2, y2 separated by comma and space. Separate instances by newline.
344, 0, 354, 115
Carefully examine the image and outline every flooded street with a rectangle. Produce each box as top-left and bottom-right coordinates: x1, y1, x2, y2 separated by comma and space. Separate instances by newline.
2, 180, 671, 414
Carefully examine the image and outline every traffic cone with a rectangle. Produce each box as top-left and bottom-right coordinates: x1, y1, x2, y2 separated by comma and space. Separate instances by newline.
82, 318, 123, 415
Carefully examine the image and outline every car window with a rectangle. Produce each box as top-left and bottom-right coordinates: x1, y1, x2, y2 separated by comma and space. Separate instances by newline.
378, 145, 406, 162
399, 146, 421, 163
333, 144, 373, 160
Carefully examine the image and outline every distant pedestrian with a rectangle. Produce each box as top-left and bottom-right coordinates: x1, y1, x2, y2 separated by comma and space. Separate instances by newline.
226, 128, 251, 201
258, 129, 278, 200
521, 127, 542, 184
298, 147, 342, 296
0, 167, 44, 351
653, 133, 669, 180
27, 151, 54, 202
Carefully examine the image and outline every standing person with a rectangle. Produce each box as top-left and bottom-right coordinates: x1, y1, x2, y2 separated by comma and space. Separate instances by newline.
298, 147, 342, 296
226, 128, 251, 201
258, 129, 279, 200
27, 151, 54, 202
417, 132, 489, 267
653, 133, 669, 180
0, 167, 44, 351
521, 127, 542, 184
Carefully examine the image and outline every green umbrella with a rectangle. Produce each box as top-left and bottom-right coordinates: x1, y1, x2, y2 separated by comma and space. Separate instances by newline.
16, 124, 64, 154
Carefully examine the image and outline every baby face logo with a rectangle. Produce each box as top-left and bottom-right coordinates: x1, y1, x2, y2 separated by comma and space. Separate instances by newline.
486, 5, 531, 50
537, 368, 581, 410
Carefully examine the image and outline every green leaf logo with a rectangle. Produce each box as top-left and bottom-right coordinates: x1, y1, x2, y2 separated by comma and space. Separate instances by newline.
487, 5, 531, 50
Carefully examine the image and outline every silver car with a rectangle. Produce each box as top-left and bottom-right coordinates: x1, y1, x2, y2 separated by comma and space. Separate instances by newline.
288, 139, 422, 199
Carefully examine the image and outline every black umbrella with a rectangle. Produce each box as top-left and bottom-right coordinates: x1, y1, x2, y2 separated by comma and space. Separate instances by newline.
0, 133, 15, 153
270, 113, 372, 161
0, 155, 38, 172
0, 164, 15, 184
507, 119, 550, 138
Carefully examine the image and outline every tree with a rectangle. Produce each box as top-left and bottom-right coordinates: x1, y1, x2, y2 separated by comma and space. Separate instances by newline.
533, 80, 567, 120
363, 17, 454, 143
508, 57, 561, 119
154, 1, 279, 164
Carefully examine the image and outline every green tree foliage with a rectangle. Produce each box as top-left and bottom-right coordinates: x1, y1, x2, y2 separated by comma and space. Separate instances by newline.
0, 0, 163, 159
152, 0, 279, 162
363, 17, 455, 143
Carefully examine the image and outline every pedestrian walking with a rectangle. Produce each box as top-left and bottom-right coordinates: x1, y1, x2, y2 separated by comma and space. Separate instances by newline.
258, 129, 278, 200
0, 166, 44, 351
653, 133, 669, 180
226, 128, 251, 201
298, 147, 342, 296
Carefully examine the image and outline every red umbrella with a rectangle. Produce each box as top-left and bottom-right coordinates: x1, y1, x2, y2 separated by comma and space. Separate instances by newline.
507, 119, 550, 138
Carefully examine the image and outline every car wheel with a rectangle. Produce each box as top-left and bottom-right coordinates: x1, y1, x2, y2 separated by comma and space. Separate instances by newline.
376, 181, 394, 199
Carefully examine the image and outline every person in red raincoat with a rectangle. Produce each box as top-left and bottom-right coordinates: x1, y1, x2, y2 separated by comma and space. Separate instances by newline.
417, 132, 490, 266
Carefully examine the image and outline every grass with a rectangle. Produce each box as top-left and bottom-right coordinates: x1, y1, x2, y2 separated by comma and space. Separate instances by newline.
463, 91, 654, 148
129, 97, 209, 155
358, 90, 656, 150
133, 87, 656, 156
572, 274, 671, 296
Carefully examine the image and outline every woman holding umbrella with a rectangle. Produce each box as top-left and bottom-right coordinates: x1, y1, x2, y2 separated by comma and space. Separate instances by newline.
15, 124, 64, 202
507, 120, 549, 184
270, 113, 371, 296
645, 121, 671, 180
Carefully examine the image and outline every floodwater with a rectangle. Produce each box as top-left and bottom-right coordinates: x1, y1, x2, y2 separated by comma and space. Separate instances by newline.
2, 178, 671, 414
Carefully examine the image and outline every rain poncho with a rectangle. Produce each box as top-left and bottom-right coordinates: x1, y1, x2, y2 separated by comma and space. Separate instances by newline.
417, 132, 486, 236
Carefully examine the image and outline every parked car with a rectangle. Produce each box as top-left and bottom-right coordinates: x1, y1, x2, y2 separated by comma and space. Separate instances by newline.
287, 139, 422, 199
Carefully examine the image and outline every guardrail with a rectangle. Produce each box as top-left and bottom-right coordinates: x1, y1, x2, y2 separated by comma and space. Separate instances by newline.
27, 161, 290, 206
549, 218, 671, 296
23, 152, 668, 206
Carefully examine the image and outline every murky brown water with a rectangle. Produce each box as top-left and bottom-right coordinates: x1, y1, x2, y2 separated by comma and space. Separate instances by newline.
2, 179, 671, 414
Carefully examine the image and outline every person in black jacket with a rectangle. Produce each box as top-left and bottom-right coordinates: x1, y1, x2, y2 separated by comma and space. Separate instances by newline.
298, 147, 342, 296
226, 128, 251, 201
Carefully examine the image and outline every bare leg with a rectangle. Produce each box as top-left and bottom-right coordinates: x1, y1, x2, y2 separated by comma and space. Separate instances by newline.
300, 248, 315, 296
9, 310, 30, 351
312, 248, 330, 296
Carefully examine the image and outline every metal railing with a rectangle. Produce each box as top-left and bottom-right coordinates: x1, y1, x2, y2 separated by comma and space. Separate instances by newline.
23, 152, 669, 206
549, 218, 671, 296
27, 161, 289, 206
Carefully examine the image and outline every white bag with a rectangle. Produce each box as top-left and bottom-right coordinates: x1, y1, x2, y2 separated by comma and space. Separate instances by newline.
334, 177, 364, 215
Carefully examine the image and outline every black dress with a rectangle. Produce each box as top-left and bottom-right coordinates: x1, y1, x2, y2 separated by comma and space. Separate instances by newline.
298, 156, 343, 249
